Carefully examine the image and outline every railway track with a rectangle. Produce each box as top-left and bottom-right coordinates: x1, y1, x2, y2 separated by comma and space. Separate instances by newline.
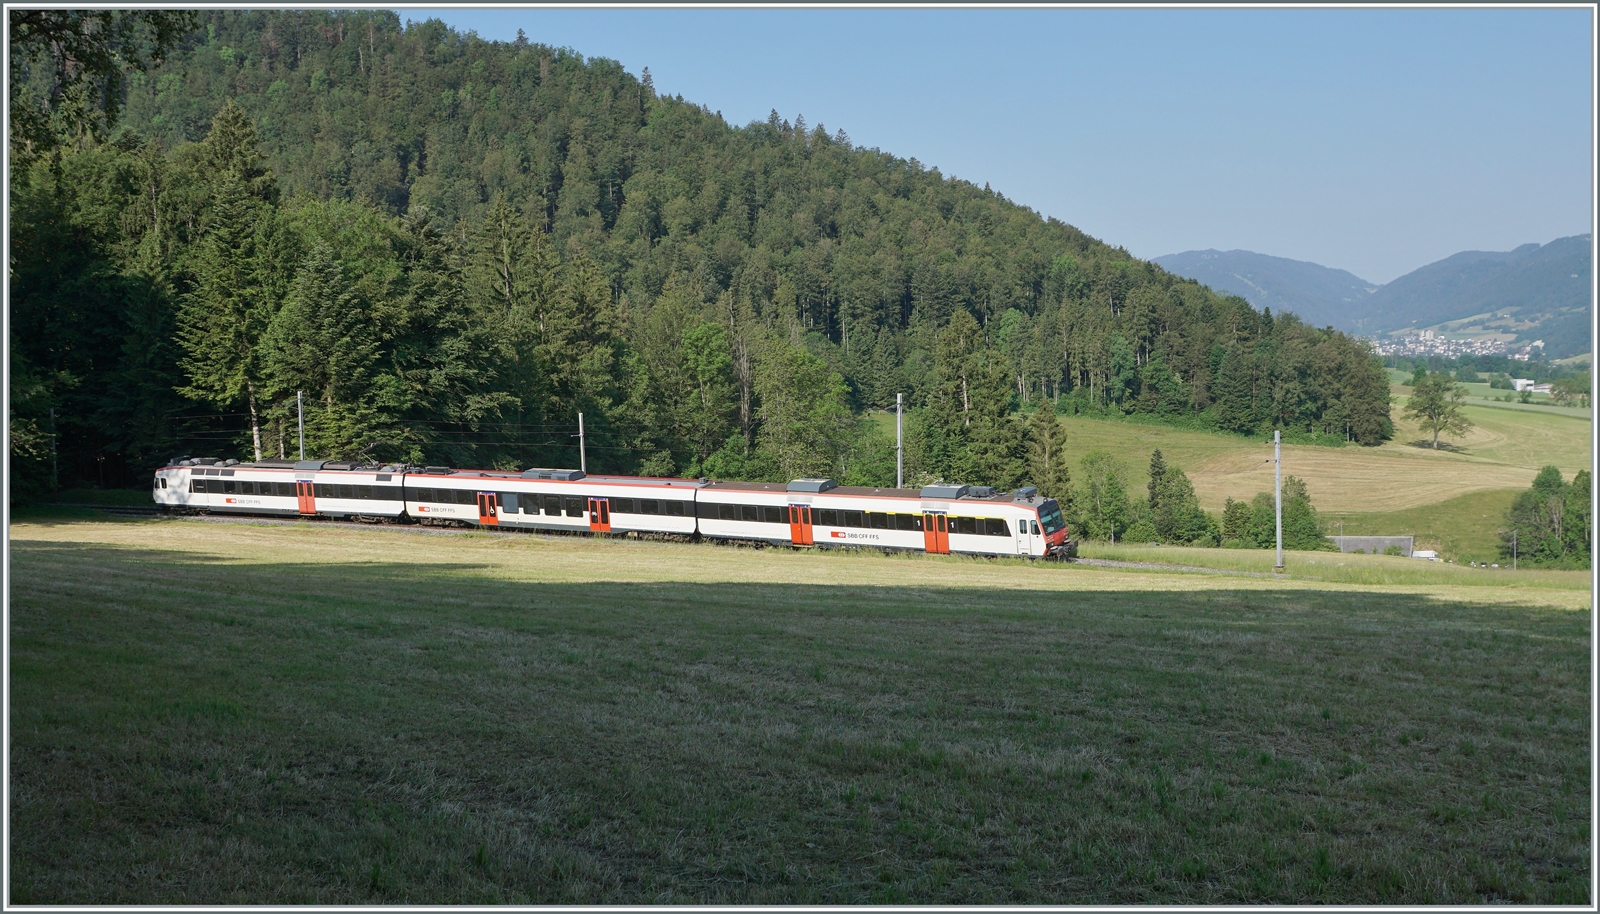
49, 503, 164, 518
35, 505, 1270, 575
45, 503, 697, 542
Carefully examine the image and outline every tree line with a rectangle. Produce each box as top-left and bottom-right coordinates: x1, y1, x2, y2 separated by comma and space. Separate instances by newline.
1500, 467, 1591, 569
10, 9, 1394, 505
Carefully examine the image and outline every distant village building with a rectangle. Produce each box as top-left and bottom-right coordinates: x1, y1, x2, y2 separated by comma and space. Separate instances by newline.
1368, 333, 1516, 360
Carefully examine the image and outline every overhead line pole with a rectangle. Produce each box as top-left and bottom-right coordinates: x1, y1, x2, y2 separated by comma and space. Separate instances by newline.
1274, 429, 1284, 573
49, 407, 58, 492
297, 390, 305, 460
578, 411, 587, 473
895, 393, 903, 489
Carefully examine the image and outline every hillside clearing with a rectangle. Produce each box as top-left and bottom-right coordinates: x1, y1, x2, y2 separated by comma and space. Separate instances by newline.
1036, 393, 1589, 517
9, 516, 1591, 904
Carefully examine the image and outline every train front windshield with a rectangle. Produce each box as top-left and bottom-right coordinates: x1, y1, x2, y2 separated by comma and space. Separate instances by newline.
1038, 500, 1066, 535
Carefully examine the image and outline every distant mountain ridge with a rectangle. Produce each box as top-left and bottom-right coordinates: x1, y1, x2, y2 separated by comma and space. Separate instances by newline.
1155, 236, 1592, 358
1150, 250, 1377, 330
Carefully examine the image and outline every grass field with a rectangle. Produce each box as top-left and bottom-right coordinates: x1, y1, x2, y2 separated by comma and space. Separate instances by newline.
9, 515, 1590, 904
1326, 488, 1524, 565
1075, 541, 1590, 590
878, 401, 1592, 517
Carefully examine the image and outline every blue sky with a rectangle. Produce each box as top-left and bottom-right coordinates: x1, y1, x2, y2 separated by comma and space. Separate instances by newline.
402, 7, 1593, 284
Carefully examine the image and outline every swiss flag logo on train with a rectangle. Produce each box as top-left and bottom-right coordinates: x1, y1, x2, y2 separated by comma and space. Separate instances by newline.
417, 506, 429, 512
225, 498, 236, 504
830, 531, 846, 538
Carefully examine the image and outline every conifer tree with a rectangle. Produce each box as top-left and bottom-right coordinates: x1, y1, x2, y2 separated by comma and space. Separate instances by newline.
260, 243, 394, 459
175, 102, 282, 460
1026, 404, 1071, 501
176, 175, 275, 460
1212, 344, 1256, 434
1147, 449, 1167, 512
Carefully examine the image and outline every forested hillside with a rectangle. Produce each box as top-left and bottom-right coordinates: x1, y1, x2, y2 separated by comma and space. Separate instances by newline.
10, 9, 1392, 501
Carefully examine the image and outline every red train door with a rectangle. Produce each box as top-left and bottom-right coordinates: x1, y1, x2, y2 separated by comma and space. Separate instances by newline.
923, 513, 949, 554
789, 505, 813, 545
588, 497, 610, 532
477, 492, 500, 526
296, 481, 316, 515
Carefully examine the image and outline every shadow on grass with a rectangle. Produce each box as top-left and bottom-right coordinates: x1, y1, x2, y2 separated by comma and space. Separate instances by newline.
9, 539, 1592, 906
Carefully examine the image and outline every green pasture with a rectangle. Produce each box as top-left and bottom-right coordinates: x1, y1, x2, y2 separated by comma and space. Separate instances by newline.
1327, 488, 1523, 564
9, 516, 1590, 904
1075, 540, 1588, 589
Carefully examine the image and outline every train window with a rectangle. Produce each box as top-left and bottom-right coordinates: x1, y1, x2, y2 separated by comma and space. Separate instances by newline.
1038, 503, 1065, 535
984, 518, 1010, 536
544, 495, 562, 515
190, 481, 200, 493
954, 516, 978, 535
843, 510, 863, 528
1031, 520, 1041, 535
642, 499, 660, 515
614, 497, 635, 514
762, 505, 784, 524
222, 480, 236, 494
411, 488, 429, 502
869, 512, 889, 529
461, 489, 478, 505
500, 493, 519, 513
358, 486, 373, 499
816, 509, 838, 526
713, 503, 732, 521
740, 505, 758, 522
666, 501, 684, 516
160, 478, 168, 489
220, 469, 235, 477
564, 497, 585, 517
894, 514, 916, 531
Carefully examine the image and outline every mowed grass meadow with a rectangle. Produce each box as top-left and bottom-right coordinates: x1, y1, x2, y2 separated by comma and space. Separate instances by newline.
9, 514, 1592, 904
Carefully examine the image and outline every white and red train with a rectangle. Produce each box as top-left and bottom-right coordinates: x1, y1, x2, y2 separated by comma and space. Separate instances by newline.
152, 458, 1076, 558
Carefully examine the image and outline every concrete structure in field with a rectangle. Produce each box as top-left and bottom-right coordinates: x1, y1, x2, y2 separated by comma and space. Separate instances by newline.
1328, 534, 1414, 557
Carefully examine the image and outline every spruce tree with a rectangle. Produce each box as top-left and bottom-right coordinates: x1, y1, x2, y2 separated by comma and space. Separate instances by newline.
1212, 344, 1256, 434
176, 175, 274, 460
1147, 449, 1167, 513
1026, 404, 1070, 501
260, 243, 393, 459
175, 103, 282, 461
